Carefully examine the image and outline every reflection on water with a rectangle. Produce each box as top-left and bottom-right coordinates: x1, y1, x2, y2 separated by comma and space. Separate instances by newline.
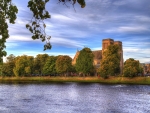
0, 83, 150, 113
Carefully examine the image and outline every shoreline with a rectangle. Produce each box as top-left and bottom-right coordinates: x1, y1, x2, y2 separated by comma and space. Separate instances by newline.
0, 76, 150, 85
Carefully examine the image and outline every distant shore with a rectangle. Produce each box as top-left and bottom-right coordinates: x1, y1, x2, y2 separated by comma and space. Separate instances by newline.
0, 76, 150, 85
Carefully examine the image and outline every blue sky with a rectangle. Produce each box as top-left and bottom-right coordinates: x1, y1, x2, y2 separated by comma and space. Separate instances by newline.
5, 0, 150, 63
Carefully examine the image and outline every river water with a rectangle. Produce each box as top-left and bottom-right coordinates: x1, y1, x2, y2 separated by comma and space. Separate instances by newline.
0, 83, 150, 113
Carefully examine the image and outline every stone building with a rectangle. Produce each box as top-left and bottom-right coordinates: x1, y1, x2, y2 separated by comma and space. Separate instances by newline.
143, 64, 150, 74
72, 38, 123, 74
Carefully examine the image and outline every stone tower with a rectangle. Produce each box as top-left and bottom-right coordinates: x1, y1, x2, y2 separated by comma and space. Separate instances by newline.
102, 38, 114, 57
102, 38, 123, 74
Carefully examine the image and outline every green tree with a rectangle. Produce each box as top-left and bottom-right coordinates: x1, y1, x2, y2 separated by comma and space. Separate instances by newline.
0, 0, 86, 60
139, 65, 144, 76
75, 47, 94, 76
26, 56, 34, 74
0, 0, 18, 62
56, 55, 72, 76
42, 56, 57, 75
98, 44, 120, 78
123, 58, 140, 77
25, 66, 31, 75
1, 63, 9, 76
13, 55, 34, 77
33, 54, 49, 75
13, 56, 25, 77
2, 54, 16, 76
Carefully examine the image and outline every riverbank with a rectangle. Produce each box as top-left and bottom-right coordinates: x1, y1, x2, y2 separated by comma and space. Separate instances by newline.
0, 76, 150, 85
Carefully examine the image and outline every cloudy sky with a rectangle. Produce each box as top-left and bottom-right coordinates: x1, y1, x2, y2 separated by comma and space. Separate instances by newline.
5, 0, 150, 63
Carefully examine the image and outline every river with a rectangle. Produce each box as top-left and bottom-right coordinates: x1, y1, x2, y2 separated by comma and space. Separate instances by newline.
0, 83, 150, 113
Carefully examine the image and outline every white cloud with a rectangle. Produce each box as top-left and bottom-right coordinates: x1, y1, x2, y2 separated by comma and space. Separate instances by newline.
135, 16, 150, 22
106, 26, 149, 33
12, 51, 75, 59
6, 43, 19, 48
51, 37, 84, 48
123, 47, 150, 63
123, 46, 150, 53
52, 14, 74, 21
7, 35, 35, 42
15, 19, 29, 25
113, 1, 127, 6
118, 26, 149, 32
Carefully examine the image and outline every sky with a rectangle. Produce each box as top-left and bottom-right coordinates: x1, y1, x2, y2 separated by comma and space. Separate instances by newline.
4, 0, 150, 63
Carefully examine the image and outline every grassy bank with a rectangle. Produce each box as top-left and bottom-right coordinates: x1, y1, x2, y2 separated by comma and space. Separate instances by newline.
0, 76, 150, 85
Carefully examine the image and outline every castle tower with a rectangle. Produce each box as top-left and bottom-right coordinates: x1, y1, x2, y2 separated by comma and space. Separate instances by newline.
114, 41, 123, 74
102, 38, 114, 58
102, 38, 123, 74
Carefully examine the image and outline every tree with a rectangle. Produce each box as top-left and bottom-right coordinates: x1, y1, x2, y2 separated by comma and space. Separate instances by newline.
98, 44, 120, 78
13, 56, 25, 77
0, 0, 18, 61
123, 58, 140, 77
58, 0, 86, 8
26, 56, 34, 74
0, 0, 86, 63
2, 54, 16, 76
25, 66, 31, 75
2, 63, 10, 76
33, 54, 49, 75
75, 47, 94, 76
42, 56, 57, 75
56, 55, 72, 76
13, 55, 34, 77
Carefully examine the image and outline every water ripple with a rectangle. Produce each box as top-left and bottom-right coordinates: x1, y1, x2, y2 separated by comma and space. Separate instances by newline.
0, 84, 150, 113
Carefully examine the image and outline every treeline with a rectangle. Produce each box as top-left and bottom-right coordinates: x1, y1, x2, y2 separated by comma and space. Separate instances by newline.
0, 46, 144, 78
0, 48, 96, 77
1, 54, 74, 77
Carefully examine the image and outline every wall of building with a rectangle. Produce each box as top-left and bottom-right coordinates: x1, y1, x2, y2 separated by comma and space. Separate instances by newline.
102, 38, 114, 57
143, 64, 150, 74
72, 51, 80, 65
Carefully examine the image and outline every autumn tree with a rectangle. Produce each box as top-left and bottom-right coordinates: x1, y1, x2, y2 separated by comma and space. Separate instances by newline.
25, 56, 34, 75
2, 54, 16, 76
98, 44, 120, 78
123, 58, 140, 77
42, 56, 57, 75
2, 63, 13, 77
33, 54, 49, 75
13, 55, 34, 77
56, 55, 72, 76
75, 47, 94, 76
0, 0, 86, 64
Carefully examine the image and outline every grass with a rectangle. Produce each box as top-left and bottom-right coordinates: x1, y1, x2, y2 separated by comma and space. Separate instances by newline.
0, 76, 150, 85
